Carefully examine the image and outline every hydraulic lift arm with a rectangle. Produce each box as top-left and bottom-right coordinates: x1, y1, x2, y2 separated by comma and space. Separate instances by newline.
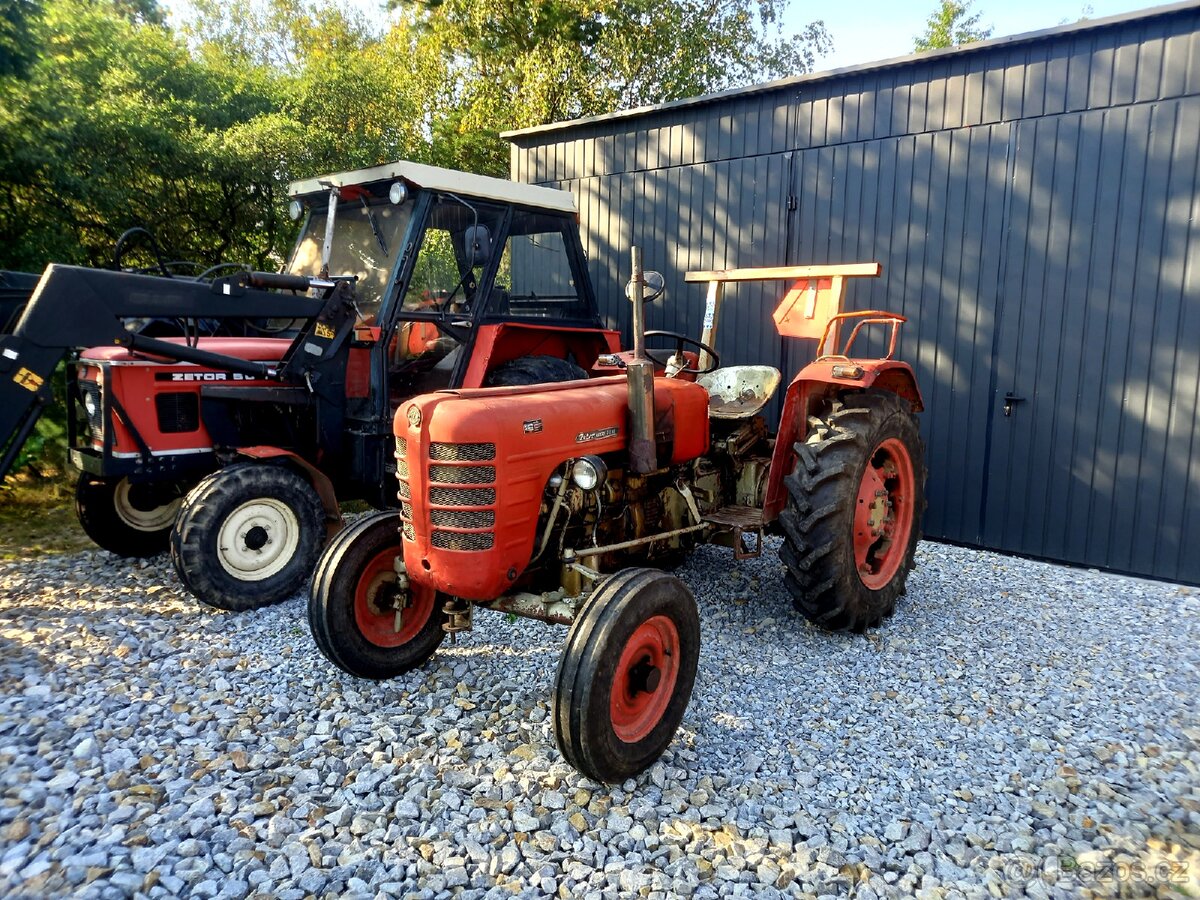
0, 264, 355, 479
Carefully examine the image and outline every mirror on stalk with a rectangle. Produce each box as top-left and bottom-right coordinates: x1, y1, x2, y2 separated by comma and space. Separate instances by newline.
643, 271, 665, 302
627, 270, 666, 303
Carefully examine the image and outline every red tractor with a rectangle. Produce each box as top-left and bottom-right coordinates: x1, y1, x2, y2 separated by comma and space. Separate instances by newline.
308, 250, 926, 782
0, 161, 618, 610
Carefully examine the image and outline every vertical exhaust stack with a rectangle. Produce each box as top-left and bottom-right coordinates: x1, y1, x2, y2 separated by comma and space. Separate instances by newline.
626, 247, 656, 474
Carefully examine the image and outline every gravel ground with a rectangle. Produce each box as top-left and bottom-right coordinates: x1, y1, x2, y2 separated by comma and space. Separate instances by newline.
0, 538, 1198, 900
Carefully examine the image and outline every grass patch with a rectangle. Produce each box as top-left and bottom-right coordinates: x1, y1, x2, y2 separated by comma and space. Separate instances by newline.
0, 473, 91, 560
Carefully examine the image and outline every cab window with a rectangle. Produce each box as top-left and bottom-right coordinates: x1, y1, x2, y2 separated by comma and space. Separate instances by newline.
403, 196, 506, 315
488, 211, 591, 320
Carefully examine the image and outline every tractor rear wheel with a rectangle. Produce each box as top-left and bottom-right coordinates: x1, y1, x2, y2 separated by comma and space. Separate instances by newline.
307, 511, 447, 679
779, 389, 926, 632
75, 474, 184, 557
484, 355, 588, 386
554, 568, 699, 783
170, 463, 325, 611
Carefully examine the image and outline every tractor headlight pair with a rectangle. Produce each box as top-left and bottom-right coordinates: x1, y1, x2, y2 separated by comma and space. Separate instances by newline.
571, 456, 608, 491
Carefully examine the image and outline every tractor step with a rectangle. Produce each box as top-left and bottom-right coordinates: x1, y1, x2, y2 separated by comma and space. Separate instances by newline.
703, 505, 763, 528
703, 506, 763, 560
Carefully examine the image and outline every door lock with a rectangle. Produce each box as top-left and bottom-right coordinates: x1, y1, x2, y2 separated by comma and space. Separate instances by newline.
1003, 391, 1025, 417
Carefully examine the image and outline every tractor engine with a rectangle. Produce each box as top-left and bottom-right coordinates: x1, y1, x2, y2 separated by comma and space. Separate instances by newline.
393, 375, 711, 605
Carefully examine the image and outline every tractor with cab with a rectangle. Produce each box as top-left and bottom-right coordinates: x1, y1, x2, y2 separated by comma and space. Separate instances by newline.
308, 248, 927, 783
0, 161, 616, 610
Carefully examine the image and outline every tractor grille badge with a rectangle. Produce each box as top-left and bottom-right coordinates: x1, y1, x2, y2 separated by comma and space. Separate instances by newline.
576, 426, 618, 443
406, 405, 421, 428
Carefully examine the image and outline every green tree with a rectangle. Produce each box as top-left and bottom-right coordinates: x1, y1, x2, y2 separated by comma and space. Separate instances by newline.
913, 0, 993, 52
396, 0, 832, 175
0, 0, 300, 272
0, 0, 45, 78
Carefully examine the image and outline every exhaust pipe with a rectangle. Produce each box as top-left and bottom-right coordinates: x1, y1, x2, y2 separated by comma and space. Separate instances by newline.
627, 247, 656, 474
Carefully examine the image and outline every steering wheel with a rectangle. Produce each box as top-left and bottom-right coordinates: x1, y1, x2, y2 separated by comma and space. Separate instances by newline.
643, 330, 720, 376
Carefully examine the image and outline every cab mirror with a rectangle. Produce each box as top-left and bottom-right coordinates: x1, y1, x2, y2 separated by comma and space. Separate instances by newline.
642, 271, 666, 302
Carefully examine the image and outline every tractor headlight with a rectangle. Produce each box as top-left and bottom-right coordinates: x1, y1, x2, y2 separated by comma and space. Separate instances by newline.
83, 391, 98, 417
288, 199, 304, 221
389, 181, 409, 205
571, 456, 607, 491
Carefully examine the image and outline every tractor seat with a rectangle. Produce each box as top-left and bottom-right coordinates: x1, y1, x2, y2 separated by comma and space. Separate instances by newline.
696, 366, 782, 419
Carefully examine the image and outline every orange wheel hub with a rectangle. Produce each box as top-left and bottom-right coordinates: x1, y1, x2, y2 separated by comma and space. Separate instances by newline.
353, 549, 435, 647
610, 615, 681, 743
853, 436, 916, 590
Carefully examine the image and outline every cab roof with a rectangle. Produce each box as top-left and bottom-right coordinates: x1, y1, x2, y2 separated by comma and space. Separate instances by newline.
287, 160, 576, 215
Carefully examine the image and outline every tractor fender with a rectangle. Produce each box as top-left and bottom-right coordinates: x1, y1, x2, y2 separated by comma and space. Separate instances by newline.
234, 446, 342, 539
762, 359, 923, 522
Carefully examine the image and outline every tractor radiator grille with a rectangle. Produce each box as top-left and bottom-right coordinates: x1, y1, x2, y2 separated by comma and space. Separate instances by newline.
423, 442, 497, 552
430, 487, 495, 506
431, 530, 494, 551
430, 442, 495, 462
429, 464, 495, 485
431, 508, 494, 529
395, 436, 413, 540
155, 392, 200, 434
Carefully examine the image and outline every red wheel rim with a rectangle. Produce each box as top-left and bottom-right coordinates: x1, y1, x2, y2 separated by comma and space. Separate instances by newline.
353, 548, 435, 648
610, 615, 681, 743
853, 436, 916, 590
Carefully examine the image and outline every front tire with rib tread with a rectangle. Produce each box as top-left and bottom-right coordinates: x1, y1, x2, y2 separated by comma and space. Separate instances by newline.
307, 511, 448, 679
554, 568, 699, 783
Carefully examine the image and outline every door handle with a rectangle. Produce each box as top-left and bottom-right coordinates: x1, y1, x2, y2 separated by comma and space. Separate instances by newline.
1003, 391, 1025, 417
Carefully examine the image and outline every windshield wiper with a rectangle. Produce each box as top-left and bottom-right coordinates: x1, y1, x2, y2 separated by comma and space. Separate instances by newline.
360, 196, 389, 257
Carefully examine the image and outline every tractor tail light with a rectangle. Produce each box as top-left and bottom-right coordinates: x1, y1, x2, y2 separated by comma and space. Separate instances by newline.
832, 364, 865, 380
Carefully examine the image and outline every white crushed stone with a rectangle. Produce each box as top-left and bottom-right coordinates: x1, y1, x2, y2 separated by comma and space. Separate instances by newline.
1, 540, 1198, 899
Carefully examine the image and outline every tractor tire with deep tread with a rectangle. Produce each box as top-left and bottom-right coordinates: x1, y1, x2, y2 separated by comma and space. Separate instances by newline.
307, 511, 448, 679
554, 568, 699, 783
778, 388, 926, 632
75, 474, 184, 558
484, 355, 588, 387
170, 463, 325, 612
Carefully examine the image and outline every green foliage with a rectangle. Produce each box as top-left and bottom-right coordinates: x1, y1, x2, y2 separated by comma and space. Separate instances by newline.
8, 361, 68, 478
0, 0, 297, 272
398, 0, 832, 175
914, 0, 993, 52
0, 0, 45, 78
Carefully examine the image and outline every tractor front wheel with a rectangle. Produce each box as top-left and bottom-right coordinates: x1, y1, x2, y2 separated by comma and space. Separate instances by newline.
170, 463, 325, 611
554, 568, 699, 783
75, 474, 184, 557
307, 511, 447, 679
779, 388, 926, 631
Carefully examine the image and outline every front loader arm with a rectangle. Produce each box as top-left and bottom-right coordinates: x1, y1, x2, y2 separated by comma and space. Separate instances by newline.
0, 264, 342, 480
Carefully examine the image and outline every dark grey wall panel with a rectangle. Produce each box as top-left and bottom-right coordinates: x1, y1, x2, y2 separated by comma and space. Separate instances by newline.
509, 4, 1200, 584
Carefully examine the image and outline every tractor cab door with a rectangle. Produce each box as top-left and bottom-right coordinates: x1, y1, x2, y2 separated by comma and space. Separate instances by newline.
386, 196, 507, 401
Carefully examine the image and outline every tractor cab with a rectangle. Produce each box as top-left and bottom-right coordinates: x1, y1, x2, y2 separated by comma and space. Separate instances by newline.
285, 162, 617, 413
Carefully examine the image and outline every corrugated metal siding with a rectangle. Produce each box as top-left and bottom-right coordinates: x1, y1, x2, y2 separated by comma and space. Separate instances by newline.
510, 6, 1200, 584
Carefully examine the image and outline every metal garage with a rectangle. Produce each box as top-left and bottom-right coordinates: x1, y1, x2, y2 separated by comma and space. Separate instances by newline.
504, 1, 1200, 584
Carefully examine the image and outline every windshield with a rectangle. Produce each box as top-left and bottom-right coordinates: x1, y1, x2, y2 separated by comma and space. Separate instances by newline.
288, 197, 411, 321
